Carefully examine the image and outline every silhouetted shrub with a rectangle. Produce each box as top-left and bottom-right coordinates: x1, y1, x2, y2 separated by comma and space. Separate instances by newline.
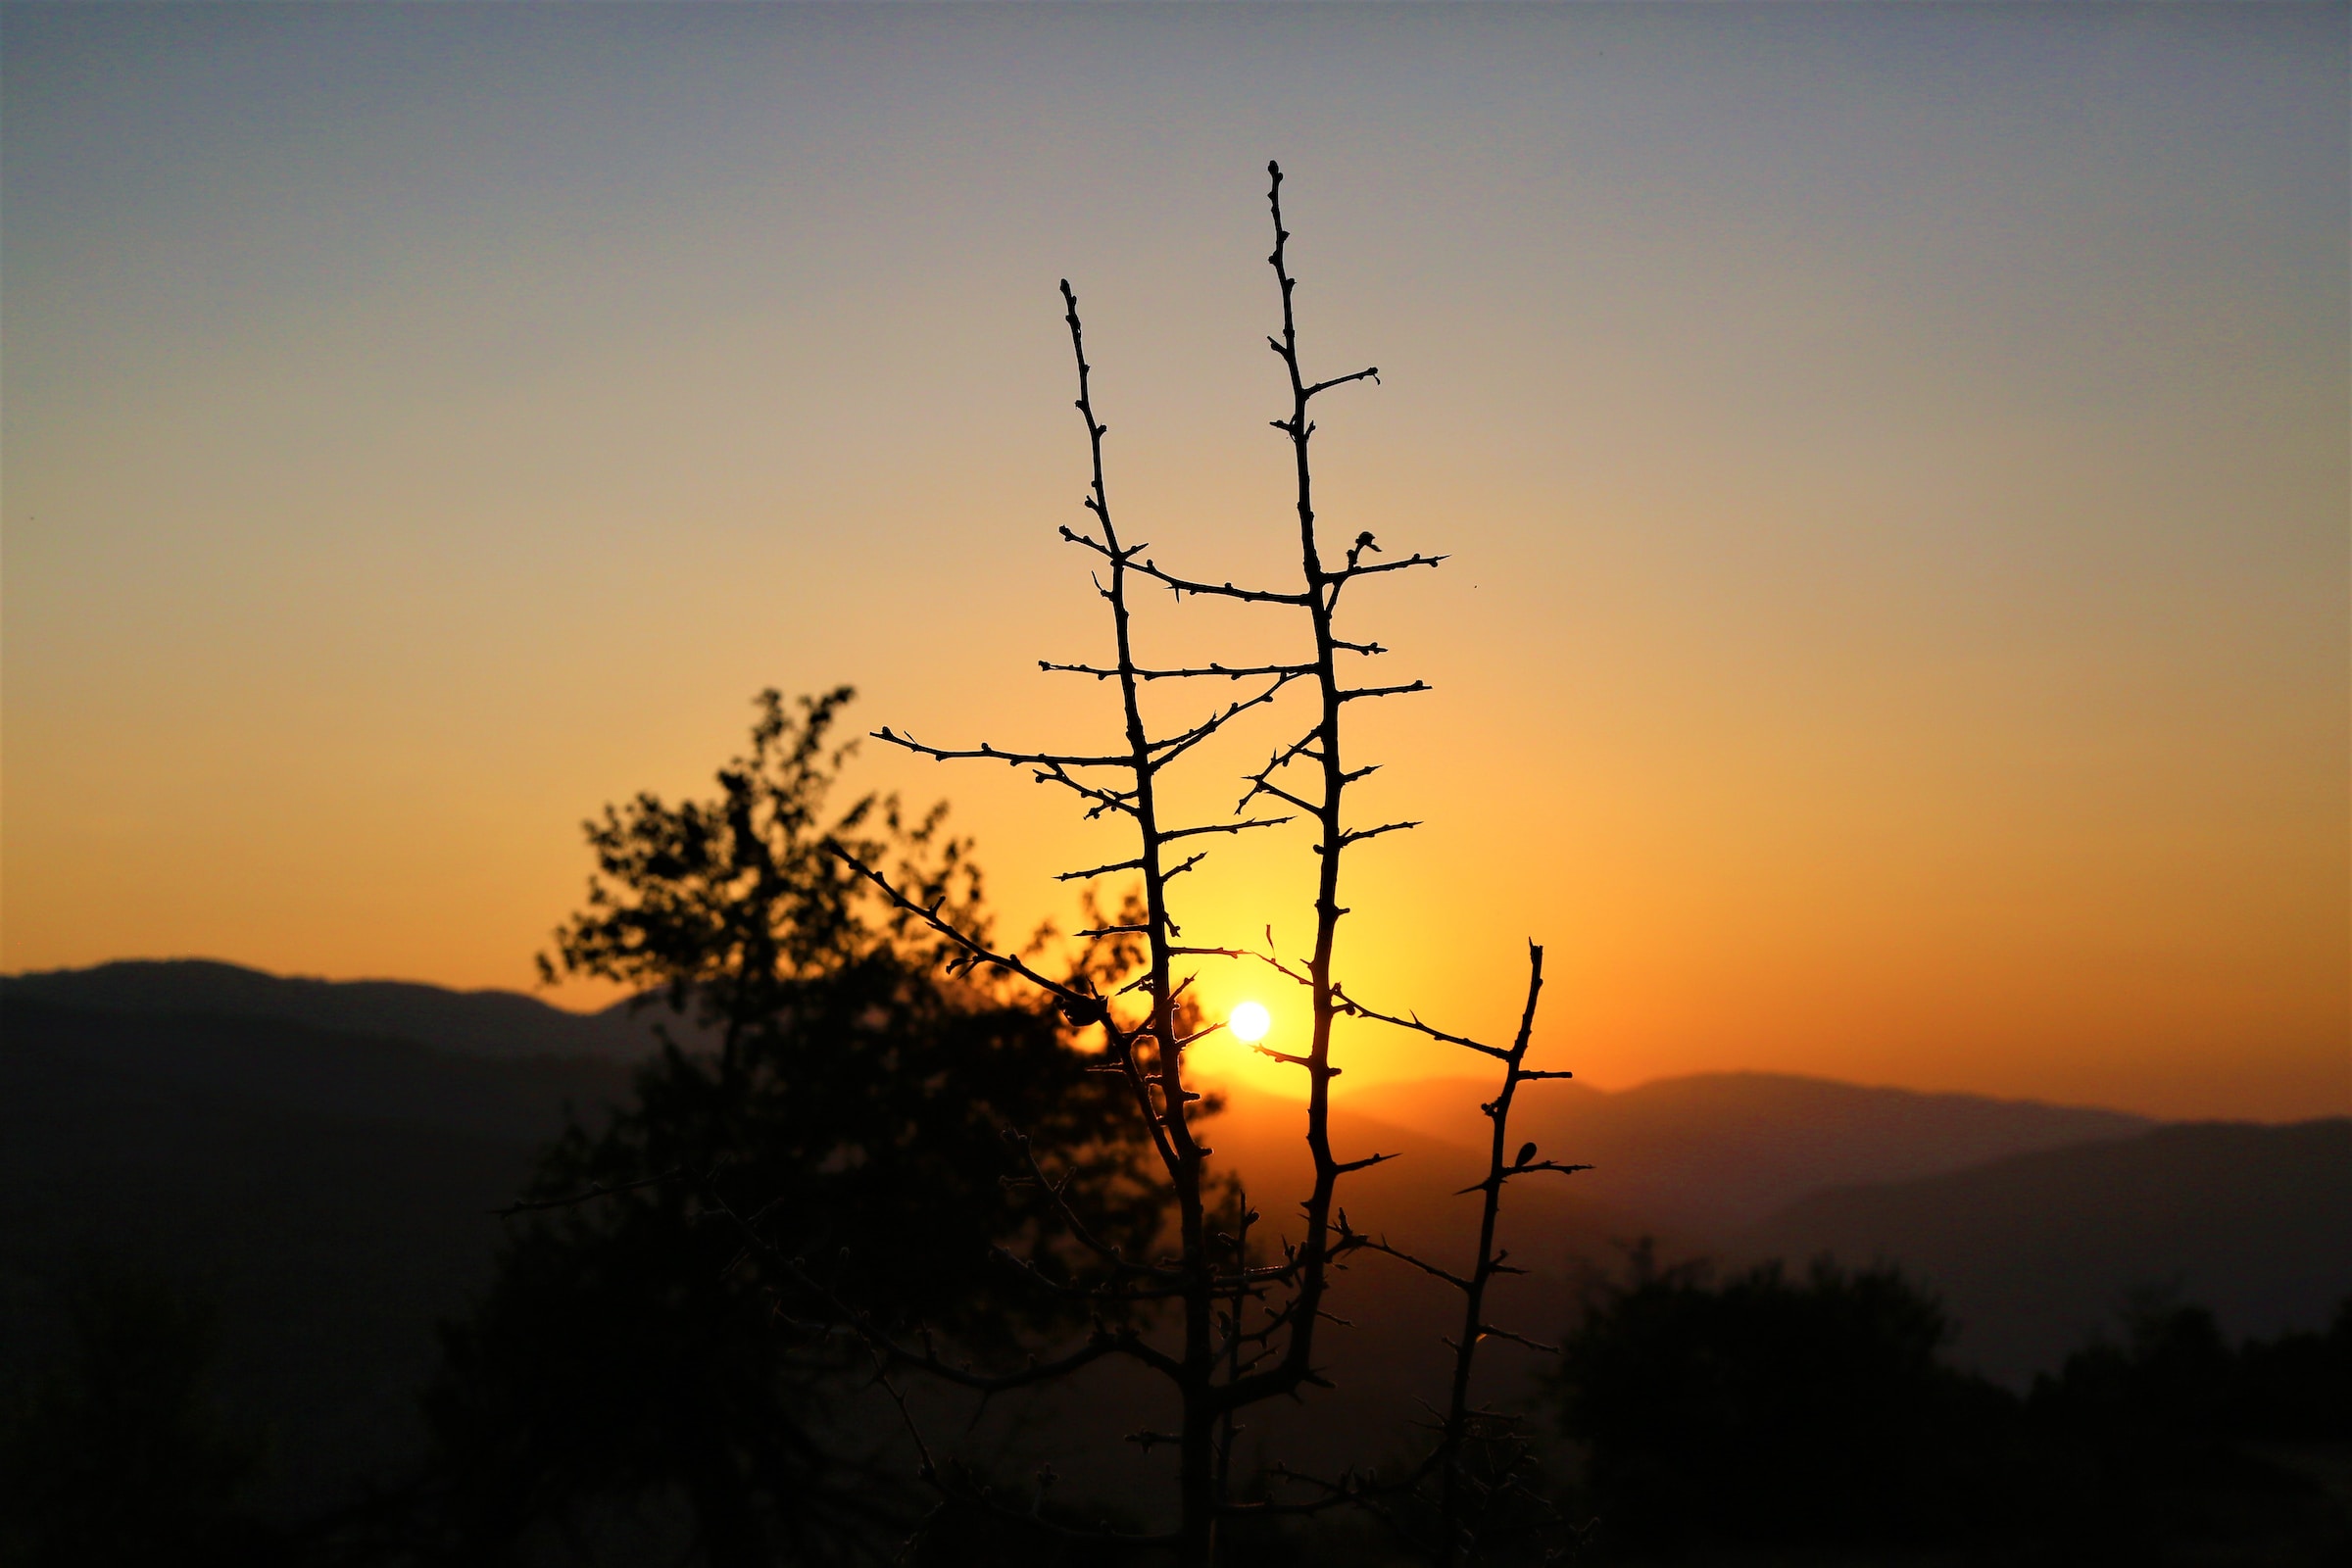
1553, 1252, 2352, 1565
1551, 1248, 2012, 1555
2230, 1296, 2352, 1443
405, 692, 1160, 1565
2019, 1293, 2352, 1560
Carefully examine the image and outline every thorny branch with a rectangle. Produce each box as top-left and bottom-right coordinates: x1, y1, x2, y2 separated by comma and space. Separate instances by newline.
801, 163, 1580, 1566
1431, 944, 1564, 1566
489, 1166, 686, 1218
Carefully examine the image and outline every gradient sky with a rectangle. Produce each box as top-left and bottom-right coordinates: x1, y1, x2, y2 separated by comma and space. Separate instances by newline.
5, 4, 2344, 1120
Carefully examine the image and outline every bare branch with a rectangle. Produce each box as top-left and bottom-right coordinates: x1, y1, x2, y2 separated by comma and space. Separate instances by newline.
1054, 856, 1145, 883
1161, 851, 1208, 882
492, 1166, 684, 1218
1161, 815, 1293, 844
827, 843, 1101, 1015
1029, 760, 1140, 820
1041, 658, 1316, 682
1242, 779, 1320, 818
874, 726, 1131, 771
1149, 671, 1310, 764
1129, 556, 1311, 606
1354, 1238, 1471, 1292
1330, 551, 1447, 582
1331, 985, 1508, 1059
1303, 366, 1381, 399
1006, 1131, 1183, 1281
1474, 1323, 1559, 1355
1451, 1158, 1592, 1196
1337, 680, 1432, 703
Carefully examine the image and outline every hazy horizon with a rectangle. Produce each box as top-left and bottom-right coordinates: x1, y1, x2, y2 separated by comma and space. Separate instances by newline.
6, 4, 2345, 1122
0, 950, 2312, 1129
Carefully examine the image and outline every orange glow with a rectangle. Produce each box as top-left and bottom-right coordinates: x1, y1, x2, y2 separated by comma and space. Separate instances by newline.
2, 7, 2341, 1124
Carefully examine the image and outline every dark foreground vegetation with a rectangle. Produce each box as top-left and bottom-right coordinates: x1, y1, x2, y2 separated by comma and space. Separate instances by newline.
7, 1238, 2347, 1565
1555, 1251, 2351, 1564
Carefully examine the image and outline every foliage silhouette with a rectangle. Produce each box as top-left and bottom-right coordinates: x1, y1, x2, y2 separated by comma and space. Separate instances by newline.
2016, 1292, 2352, 1561
540, 687, 985, 1073
412, 689, 1161, 1565
2227, 1295, 2352, 1442
2033, 1289, 2352, 1445
1552, 1249, 2351, 1563
1550, 1247, 2009, 1555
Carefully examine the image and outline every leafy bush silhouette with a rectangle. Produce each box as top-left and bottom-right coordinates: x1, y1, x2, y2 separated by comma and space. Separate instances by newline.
2034, 1289, 2352, 1446
2229, 1295, 2352, 1443
2018, 1292, 2352, 1560
1553, 1250, 2351, 1564
412, 690, 1160, 1565
1550, 1247, 2012, 1555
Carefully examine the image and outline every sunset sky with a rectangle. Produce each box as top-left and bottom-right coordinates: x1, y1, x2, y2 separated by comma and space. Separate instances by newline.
4, 4, 2343, 1121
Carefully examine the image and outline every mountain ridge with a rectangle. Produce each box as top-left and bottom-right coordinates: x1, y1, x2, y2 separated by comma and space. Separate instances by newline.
1, 956, 677, 1061
1743, 1114, 2352, 1383
5, 959, 2174, 1135
1318, 1067, 2157, 1231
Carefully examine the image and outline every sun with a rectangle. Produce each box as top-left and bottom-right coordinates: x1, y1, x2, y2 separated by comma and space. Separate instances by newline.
1228, 1000, 1272, 1045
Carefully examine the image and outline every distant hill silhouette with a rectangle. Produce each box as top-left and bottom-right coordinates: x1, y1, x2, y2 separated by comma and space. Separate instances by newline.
0, 998, 631, 1516
1, 957, 691, 1061
1327, 1069, 2154, 1230
1746, 1117, 2352, 1384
